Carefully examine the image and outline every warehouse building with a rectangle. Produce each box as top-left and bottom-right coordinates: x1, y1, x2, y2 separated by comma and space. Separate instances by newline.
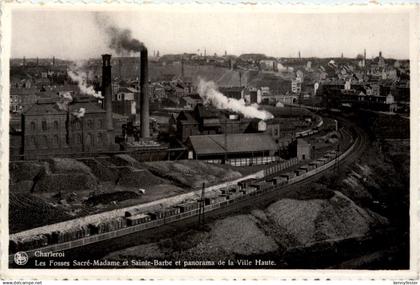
187, 133, 278, 166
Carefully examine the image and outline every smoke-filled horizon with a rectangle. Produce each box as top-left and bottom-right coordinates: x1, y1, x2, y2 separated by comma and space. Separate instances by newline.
197, 78, 274, 121
11, 10, 410, 60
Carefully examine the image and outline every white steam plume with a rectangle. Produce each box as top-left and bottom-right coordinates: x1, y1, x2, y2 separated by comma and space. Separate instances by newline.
56, 91, 73, 111
68, 64, 103, 99
198, 79, 273, 120
72, 108, 86, 119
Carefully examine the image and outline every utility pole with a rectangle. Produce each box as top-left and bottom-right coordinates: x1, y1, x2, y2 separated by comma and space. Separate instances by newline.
81, 117, 85, 153
224, 118, 228, 165
198, 182, 206, 226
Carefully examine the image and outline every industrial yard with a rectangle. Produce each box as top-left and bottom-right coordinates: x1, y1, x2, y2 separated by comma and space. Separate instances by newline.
7, 9, 411, 272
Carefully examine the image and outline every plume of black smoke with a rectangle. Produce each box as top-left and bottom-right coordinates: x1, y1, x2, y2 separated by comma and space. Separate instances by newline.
107, 26, 144, 53
95, 14, 145, 54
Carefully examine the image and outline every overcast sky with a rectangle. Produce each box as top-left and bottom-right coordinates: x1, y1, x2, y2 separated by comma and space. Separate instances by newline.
11, 9, 410, 60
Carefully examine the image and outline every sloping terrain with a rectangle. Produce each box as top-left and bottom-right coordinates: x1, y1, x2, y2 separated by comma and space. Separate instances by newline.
9, 192, 71, 234
105, 191, 387, 266
264, 191, 387, 248
10, 156, 241, 232
143, 160, 243, 189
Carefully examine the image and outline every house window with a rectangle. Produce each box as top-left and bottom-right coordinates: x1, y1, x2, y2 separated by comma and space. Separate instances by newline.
30, 122, 36, 131
42, 121, 47, 131
54, 121, 59, 129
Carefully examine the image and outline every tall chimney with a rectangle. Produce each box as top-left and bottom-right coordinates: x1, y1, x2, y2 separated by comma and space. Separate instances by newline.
181, 56, 184, 78
118, 59, 122, 79
139, 48, 150, 138
102, 54, 113, 131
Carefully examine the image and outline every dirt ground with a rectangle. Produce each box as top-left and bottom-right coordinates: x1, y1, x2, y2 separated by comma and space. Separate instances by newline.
10, 156, 247, 232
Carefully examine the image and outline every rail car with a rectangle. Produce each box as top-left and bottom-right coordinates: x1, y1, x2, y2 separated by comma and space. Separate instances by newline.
295, 128, 320, 138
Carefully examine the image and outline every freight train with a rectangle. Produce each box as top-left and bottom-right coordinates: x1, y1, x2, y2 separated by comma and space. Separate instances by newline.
10, 150, 341, 255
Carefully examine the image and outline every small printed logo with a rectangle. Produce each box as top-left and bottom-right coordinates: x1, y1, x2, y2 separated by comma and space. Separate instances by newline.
14, 251, 28, 266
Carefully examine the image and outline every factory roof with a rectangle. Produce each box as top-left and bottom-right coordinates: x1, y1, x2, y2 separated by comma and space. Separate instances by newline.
24, 100, 67, 116
24, 97, 106, 116
297, 138, 310, 146
189, 133, 277, 155
182, 96, 202, 105
118, 87, 139, 93
177, 110, 196, 120
10, 87, 39, 96
195, 104, 220, 119
70, 101, 106, 114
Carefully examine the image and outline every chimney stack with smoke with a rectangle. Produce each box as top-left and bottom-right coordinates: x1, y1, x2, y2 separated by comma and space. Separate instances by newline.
102, 54, 114, 132
139, 48, 150, 138
95, 15, 149, 137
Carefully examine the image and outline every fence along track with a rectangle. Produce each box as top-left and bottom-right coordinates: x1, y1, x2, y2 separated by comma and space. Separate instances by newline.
9, 127, 363, 264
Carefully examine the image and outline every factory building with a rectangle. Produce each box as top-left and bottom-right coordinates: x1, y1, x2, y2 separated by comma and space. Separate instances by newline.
21, 96, 116, 159
175, 104, 252, 142
187, 133, 278, 166
218, 86, 244, 100
112, 87, 138, 117
15, 55, 121, 160
296, 139, 311, 160
10, 88, 39, 113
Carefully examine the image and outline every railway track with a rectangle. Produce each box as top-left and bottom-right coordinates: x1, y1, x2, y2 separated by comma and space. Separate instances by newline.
10, 116, 369, 266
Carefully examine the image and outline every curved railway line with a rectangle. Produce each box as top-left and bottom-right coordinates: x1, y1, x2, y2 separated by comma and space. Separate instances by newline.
9, 115, 369, 266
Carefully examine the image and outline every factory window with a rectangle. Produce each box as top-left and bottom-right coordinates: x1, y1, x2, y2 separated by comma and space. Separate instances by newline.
30, 136, 36, 148
42, 121, 48, 131
87, 120, 93, 129
54, 121, 59, 130
42, 135, 48, 148
53, 135, 59, 146
87, 133, 93, 146
97, 133, 103, 144
76, 134, 82, 144
74, 121, 81, 130
30, 122, 36, 131
102, 134, 108, 146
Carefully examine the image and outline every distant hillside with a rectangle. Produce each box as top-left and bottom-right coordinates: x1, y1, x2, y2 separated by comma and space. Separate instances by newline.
150, 64, 229, 84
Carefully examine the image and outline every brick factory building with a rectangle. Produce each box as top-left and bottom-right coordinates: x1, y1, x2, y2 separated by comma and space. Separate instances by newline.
19, 96, 117, 159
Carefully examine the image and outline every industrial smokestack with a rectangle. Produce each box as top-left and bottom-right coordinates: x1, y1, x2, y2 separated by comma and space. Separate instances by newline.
139, 48, 150, 138
181, 56, 184, 78
102, 54, 113, 131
